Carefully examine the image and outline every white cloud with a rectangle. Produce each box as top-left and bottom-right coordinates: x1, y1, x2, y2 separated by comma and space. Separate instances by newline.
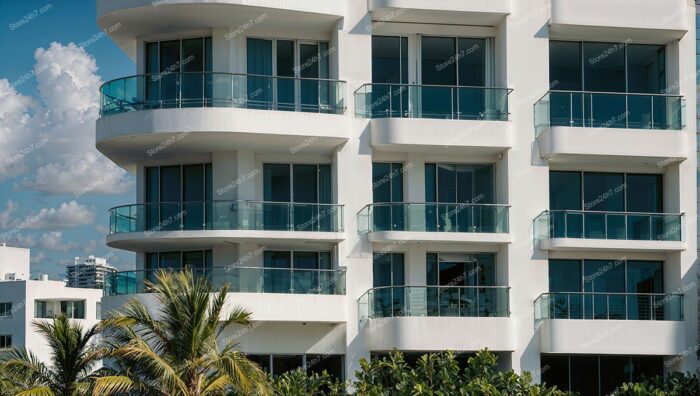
30, 251, 46, 264
39, 231, 77, 252
0, 42, 133, 194
94, 223, 109, 235
27, 201, 95, 230
81, 239, 98, 254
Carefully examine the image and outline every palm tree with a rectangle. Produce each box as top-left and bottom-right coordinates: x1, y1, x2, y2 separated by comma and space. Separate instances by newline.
102, 270, 271, 396
0, 315, 126, 396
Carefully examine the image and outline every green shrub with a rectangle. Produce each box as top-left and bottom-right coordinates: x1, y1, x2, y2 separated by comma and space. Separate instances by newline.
611, 372, 700, 396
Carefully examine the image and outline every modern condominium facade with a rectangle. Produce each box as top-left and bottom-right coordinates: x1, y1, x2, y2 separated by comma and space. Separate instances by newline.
96, 1, 698, 394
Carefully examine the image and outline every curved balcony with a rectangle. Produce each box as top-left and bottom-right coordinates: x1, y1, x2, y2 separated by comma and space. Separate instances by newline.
96, 73, 348, 170
106, 267, 346, 296
355, 84, 512, 154
534, 91, 687, 166
359, 286, 514, 351
358, 203, 510, 244
97, 1, 344, 59
107, 201, 344, 250
100, 73, 345, 117
103, 267, 346, 323
535, 292, 685, 355
533, 210, 685, 252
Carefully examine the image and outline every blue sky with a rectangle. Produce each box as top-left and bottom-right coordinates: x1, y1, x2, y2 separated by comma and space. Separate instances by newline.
0, 0, 137, 277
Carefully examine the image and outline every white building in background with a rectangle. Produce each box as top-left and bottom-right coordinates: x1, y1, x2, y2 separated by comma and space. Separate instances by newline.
66, 255, 117, 289
96, 1, 698, 394
0, 245, 103, 363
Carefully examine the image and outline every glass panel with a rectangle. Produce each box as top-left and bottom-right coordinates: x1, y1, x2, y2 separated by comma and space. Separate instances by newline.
247, 38, 273, 109
422, 37, 456, 119
550, 171, 581, 210
300, 43, 320, 112
584, 42, 626, 93
583, 172, 624, 211
584, 259, 625, 319
626, 174, 662, 213
160, 166, 182, 231
181, 38, 204, 107
272, 355, 303, 377
541, 355, 570, 392
307, 355, 343, 381
183, 164, 204, 230
627, 45, 665, 94
276, 40, 295, 111
570, 356, 599, 396
264, 251, 291, 293
159, 252, 181, 270
631, 356, 663, 382
600, 356, 631, 396
263, 164, 290, 230
550, 41, 582, 91
159, 40, 181, 107
293, 165, 318, 231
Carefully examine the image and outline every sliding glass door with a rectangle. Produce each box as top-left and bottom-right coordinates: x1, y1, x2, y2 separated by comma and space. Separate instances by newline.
371, 36, 408, 117
372, 163, 404, 231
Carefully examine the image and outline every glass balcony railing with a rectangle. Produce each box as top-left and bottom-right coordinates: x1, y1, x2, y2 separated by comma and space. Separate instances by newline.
534, 292, 684, 321
533, 210, 684, 242
534, 90, 685, 135
105, 267, 346, 297
357, 203, 509, 234
358, 286, 510, 319
99, 72, 346, 116
354, 83, 511, 120
109, 201, 344, 234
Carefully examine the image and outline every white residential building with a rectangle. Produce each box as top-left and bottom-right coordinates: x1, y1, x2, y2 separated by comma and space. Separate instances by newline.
0, 246, 103, 363
66, 255, 117, 289
96, 1, 698, 393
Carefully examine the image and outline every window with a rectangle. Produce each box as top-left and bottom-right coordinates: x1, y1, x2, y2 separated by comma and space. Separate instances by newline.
372, 252, 405, 317
145, 250, 213, 272
262, 163, 332, 231
425, 163, 495, 232
542, 355, 663, 395
96, 302, 102, 320
35, 300, 85, 319
144, 37, 213, 107
0, 335, 11, 349
61, 301, 85, 319
247, 38, 331, 112
548, 259, 664, 320
246, 354, 344, 380
263, 251, 332, 294
548, 171, 664, 239
372, 163, 404, 231
427, 253, 497, 317
0, 302, 12, 317
144, 164, 213, 231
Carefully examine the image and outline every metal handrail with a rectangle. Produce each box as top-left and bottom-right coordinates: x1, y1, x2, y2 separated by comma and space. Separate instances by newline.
541, 209, 684, 216
535, 291, 684, 321
110, 200, 344, 212
353, 82, 513, 96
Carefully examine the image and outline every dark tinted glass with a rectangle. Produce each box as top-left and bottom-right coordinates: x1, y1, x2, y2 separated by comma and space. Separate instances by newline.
458, 38, 486, 86
183, 164, 204, 201
584, 42, 626, 92
541, 355, 569, 391
159, 252, 181, 270
631, 356, 663, 381
146, 167, 159, 203
550, 41, 581, 90
549, 259, 582, 292
600, 356, 631, 395
570, 356, 599, 396
293, 165, 317, 203
146, 42, 159, 74
584, 260, 625, 292
627, 261, 663, 293
549, 171, 581, 210
160, 166, 181, 202
263, 164, 290, 202
627, 45, 665, 94
306, 355, 343, 380
276, 40, 295, 77
372, 36, 402, 84
583, 172, 624, 211
272, 355, 303, 376
626, 174, 662, 212
159, 40, 180, 73
422, 37, 456, 85
181, 38, 204, 72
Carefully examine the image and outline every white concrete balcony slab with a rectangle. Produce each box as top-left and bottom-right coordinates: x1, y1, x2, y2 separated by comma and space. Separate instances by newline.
358, 203, 511, 245
97, 0, 344, 58
102, 293, 346, 323
549, 0, 690, 42
98, 73, 348, 171
535, 292, 685, 355
360, 286, 514, 352
534, 91, 687, 167
356, 84, 513, 154
369, 0, 510, 26
534, 210, 686, 253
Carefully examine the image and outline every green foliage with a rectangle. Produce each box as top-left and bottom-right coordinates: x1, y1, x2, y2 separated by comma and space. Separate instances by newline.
611, 372, 700, 396
274, 349, 569, 396
272, 368, 346, 396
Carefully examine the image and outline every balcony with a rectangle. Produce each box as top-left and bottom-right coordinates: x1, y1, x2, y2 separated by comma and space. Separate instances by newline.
96, 73, 348, 171
97, 1, 344, 59
106, 201, 344, 251
533, 210, 685, 252
535, 292, 686, 355
534, 91, 687, 166
103, 267, 346, 323
359, 286, 514, 351
549, 0, 689, 42
355, 84, 512, 154
358, 203, 510, 244
105, 267, 346, 296
368, 0, 510, 26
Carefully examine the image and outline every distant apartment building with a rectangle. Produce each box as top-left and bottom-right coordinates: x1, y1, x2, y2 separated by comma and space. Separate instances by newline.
66, 255, 117, 289
0, 245, 103, 363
